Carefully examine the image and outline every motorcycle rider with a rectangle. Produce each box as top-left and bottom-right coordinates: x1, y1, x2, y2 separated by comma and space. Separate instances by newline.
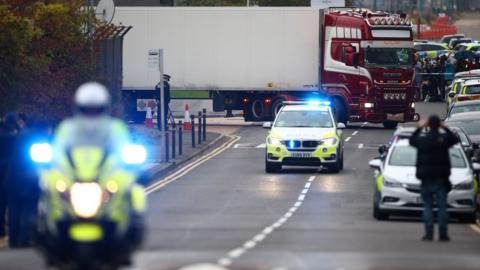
54, 82, 130, 156
37, 82, 145, 267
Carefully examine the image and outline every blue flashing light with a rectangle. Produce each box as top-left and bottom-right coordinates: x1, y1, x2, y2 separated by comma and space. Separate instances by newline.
288, 140, 295, 149
30, 143, 53, 163
122, 144, 147, 164
307, 99, 331, 107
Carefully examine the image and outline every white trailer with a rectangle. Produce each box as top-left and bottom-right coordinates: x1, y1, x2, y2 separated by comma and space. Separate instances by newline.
114, 7, 321, 92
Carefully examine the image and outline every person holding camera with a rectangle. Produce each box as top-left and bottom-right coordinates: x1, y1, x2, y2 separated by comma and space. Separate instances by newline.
409, 115, 459, 242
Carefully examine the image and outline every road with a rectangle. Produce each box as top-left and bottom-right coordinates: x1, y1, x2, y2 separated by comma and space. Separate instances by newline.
2, 102, 480, 270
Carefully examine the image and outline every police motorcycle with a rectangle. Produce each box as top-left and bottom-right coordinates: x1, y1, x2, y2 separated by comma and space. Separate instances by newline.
29, 82, 148, 269
30, 138, 148, 270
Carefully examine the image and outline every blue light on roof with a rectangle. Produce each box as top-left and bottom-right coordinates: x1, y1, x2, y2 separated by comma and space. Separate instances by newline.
307, 99, 331, 107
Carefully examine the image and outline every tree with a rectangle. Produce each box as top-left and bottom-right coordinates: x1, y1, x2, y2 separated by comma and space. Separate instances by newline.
0, 0, 103, 120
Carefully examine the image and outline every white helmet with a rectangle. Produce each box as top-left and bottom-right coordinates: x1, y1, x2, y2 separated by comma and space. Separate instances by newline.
74, 82, 111, 116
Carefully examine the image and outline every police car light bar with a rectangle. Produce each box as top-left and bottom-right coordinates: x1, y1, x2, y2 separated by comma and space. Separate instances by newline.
282, 100, 331, 106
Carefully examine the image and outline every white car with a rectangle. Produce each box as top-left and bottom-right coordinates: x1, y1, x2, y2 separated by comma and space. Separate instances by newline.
369, 129, 480, 222
263, 101, 345, 173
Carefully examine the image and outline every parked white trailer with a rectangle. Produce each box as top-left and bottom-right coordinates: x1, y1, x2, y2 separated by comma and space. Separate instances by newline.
114, 7, 321, 92
116, 7, 417, 127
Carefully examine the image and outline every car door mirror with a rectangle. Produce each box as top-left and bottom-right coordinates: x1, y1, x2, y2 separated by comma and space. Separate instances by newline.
337, 122, 346, 129
369, 159, 382, 169
262, 122, 272, 129
448, 91, 456, 98
472, 162, 480, 173
378, 144, 387, 155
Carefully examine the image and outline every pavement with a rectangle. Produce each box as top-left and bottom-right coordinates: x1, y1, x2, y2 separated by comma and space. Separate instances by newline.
3, 102, 480, 270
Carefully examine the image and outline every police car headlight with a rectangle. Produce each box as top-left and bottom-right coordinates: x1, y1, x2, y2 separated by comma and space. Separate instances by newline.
70, 183, 102, 218
454, 181, 473, 190
30, 143, 53, 163
121, 144, 147, 164
383, 178, 404, 188
321, 137, 338, 146
267, 137, 283, 146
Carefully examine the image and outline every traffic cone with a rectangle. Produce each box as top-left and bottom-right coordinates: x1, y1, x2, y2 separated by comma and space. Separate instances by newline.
145, 106, 154, 128
183, 104, 192, 130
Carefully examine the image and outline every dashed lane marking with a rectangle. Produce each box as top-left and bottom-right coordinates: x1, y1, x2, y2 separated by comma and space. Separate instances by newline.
352, 131, 358, 136
345, 137, 351, 142
145, 135, 241, 195
216, 176, 316, 267
358, 144, 364, 149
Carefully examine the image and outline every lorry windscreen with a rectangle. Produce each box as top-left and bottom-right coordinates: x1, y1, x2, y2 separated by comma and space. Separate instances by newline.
364, 48, 413, 68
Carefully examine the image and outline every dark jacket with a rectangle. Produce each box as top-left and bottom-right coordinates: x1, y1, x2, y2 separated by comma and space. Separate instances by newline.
409, 127, 459, 181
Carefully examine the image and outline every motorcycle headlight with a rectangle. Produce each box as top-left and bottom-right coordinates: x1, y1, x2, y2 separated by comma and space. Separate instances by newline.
121, 144, 147, 164
454, 181, 473, 190
70, 183, 103, 218
267, 137, 283, 146
30, 143, 53, 163
383, 178, 404, 188
321, 137, 338, 146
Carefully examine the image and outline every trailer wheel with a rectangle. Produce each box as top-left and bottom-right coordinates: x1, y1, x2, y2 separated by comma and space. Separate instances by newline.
250, 98, 265, 121
332, 98, 348, 125
270, 98, 285, 119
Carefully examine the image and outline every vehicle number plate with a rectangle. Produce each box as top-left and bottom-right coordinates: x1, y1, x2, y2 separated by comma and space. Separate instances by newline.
387, 113, 405, 121
290, 152, 311, 158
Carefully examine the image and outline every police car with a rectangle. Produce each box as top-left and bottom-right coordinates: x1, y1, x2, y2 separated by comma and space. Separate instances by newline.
263, 101, 345, 173
369, 127, 480, 222
448, 79, 480, 103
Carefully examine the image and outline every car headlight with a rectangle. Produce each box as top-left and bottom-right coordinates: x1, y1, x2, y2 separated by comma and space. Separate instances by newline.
383, 178, 404, 188
121, 144, 147, 164
30, 143, 53, 163
70, 183, 103, 218
454, 181, 473, 190
267, 137, 283, 146
321, 137, 338, 146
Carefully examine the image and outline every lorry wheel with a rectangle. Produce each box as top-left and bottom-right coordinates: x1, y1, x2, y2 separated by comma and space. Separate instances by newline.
271, 98, 285, 119
333, 98, 348, 125
250, 98, 265, 121
382, 121, 398, 129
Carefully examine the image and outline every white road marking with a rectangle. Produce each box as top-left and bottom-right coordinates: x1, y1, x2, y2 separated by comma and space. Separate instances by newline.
358, 144, 364, 149
470, 224, 480, 234
345, 137, 351, 142
145, 135, 241, 195
256, 143, 266, 148
352, 131, 358, 136
216, 176, 317, 267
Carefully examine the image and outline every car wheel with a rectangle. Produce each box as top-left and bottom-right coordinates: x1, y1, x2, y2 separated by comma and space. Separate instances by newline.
382, 121, 398, 129
265, 156, 281, 173
326, 162, 340, 173
458, 212, 477, 223
373, 192, 389, 220
338, 147, 344, 171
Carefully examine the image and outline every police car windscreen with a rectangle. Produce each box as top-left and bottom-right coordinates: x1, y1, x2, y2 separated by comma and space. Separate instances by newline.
450, 104, 480, 115
465, 85, 480, 95
448, 119, 480, 135
388, 146, 466, 168
274, 110, 333, 128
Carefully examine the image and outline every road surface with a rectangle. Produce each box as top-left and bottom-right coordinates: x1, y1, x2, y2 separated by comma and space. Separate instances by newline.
1, 102, 480, 270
